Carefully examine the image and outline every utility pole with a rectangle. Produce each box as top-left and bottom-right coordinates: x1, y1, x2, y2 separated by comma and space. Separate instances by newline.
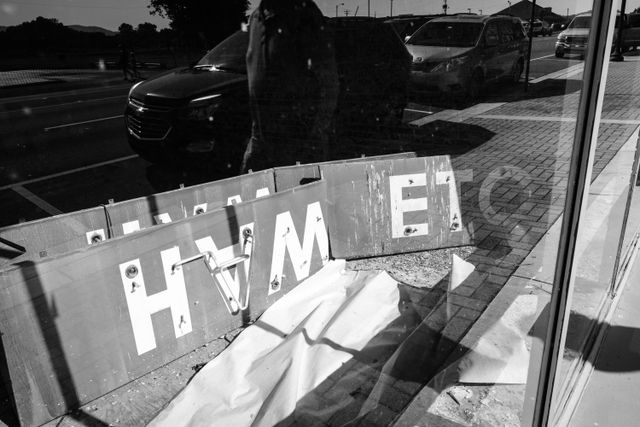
344, 8, 350, 16
508, 1, 512, 15
524, 0, 538, 92
467, 8, 471, 13
368, 0, 370, 17
479, 9, 483, 15
390, 0, 393, 17
335, 2, 344, 17
612, 0, 627, 61
443, 0, 448, 15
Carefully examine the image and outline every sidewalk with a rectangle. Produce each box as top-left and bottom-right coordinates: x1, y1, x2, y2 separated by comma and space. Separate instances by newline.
0, 68, 161, 98
2, 57, 640, 426
568, 233, 640, 427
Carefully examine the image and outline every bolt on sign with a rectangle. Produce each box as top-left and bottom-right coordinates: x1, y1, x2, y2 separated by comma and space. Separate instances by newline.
0, 181, 329, 426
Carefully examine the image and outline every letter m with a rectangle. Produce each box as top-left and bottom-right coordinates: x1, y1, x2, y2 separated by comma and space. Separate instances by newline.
269, 202, 329, 294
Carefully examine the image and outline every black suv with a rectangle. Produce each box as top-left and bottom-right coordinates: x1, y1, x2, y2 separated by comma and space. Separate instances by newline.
125, 17, 411, 170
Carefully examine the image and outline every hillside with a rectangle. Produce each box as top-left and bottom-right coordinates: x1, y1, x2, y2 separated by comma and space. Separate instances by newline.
68, 24, 116, 36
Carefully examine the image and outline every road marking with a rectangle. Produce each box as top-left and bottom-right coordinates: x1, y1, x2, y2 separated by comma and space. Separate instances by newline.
529, 63, 584, 83
44, 114, 123, 131
409, 102, 506, 127
0, 154, 139, 192
12, 185, 63, 216
531, 54, 556, 61
405, 108, 434, 115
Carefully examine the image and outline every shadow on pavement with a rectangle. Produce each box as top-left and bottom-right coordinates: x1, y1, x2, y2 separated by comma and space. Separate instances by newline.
410, 77, 583, 110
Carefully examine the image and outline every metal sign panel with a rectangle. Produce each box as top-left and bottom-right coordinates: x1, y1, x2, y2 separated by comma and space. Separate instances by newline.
0, 207, 108, 267
273, 152, 417, 192
0, 170, 275, 267
0, 181, 328, 426
320, 156, 474, 258
105, 169, 275, 238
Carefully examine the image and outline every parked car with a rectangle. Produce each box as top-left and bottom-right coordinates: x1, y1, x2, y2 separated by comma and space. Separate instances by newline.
543, 20, 554, 35
125, 17, 411, 168
531, 19, 545, 36
405, 14, 528, 98
555, 13, 591, 58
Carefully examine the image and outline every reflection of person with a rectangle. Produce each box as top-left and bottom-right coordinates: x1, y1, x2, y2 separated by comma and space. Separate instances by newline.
119, 45, 131, 80
129, 49, 140, 80
241, 0, 339, 173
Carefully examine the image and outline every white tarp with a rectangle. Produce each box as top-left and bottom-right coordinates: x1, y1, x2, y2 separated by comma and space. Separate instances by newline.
150, 260, 404, 427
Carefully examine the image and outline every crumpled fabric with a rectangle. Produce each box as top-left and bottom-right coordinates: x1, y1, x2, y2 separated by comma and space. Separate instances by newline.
149, 260, 405, 427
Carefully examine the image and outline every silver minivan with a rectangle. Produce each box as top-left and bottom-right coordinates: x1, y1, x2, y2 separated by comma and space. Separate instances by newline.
406, 14, 528, 98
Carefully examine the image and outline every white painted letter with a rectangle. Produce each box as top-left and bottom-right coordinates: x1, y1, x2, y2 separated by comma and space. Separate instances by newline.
122, 220, 141, 235
227, 187, 270, 206
389, 173, 429, 238
119, 247, 192, 355
269, 202, 329, 294
154, 213, 172, 224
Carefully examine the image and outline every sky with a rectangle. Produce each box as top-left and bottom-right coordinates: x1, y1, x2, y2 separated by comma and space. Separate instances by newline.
0, 0, 631, 31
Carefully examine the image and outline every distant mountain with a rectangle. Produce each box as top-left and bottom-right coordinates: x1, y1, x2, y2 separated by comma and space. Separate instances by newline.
68, 25, 116, 36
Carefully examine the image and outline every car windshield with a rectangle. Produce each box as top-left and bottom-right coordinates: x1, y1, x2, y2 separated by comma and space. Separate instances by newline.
195, 31, 248, 73
408, 21, 483, 47
569, 16, 591, 28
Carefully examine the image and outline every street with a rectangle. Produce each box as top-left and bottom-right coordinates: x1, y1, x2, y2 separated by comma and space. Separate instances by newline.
0, 36, 573, 227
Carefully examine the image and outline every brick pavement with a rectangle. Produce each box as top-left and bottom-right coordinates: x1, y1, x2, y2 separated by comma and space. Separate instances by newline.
270, 61, 640, 426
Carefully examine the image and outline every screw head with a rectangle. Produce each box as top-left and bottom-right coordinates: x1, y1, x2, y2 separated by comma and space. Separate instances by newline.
125, 265, 139, 279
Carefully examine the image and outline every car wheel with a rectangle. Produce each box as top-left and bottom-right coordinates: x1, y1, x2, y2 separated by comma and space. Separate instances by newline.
555, 47, 565, 58
511, 59, 523, 83
468, 70, 484, 99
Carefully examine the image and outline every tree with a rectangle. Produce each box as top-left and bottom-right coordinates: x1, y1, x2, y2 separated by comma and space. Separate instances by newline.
118, 22, 135, 45
137, 22, 158, 35
148, 0, 249, 48
118, 23, 135, 37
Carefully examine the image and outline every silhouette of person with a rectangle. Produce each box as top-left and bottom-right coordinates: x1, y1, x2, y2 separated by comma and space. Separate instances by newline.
129, 49, 140, 80
241, 0, 339, 173
119, 44, 131, 81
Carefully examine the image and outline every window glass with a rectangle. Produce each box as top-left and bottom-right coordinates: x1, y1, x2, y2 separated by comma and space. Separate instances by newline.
408, 22, 483, 47
485, 23, 500, 46
550, 4, 640, 424
0, 1, 626, 426
499, 20, 516, 43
